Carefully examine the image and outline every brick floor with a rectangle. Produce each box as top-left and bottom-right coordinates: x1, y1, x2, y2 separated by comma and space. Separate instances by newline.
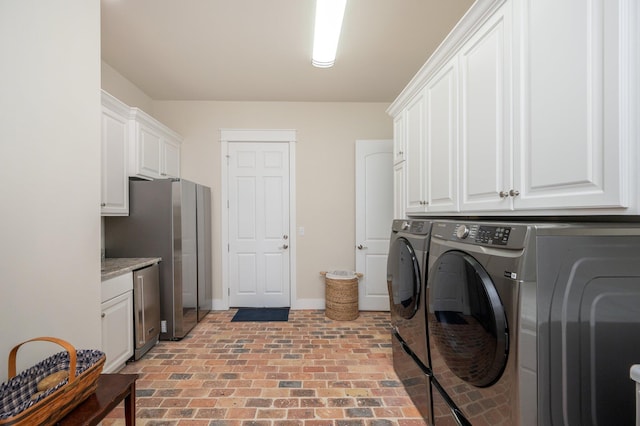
102, 309, 427, 426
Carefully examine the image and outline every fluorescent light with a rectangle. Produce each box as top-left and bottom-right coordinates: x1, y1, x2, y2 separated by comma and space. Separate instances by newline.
312, 0, 347, 68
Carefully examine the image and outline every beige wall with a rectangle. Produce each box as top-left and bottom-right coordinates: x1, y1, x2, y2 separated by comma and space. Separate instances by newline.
0, 1, 102, 382
101, 61, 154, 114
152, 101, 392, 308
101, 53, 393, 308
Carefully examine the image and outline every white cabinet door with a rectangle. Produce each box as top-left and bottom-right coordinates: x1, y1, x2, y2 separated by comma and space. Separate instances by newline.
101, 93, 129, 216
393, 113, 406, 165
137, 123, 162, 179
162, 139, 181, 178
101, 290, 134, 373
405, 91, 427, 213
513, 0, 627, 210
129, 109, 182, 180
459, 3, 512, 212
393, 161, 406, 219
426, 58, 459, 212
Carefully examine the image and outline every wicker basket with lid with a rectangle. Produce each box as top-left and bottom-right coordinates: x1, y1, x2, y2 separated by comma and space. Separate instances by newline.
321, 271, 363, 321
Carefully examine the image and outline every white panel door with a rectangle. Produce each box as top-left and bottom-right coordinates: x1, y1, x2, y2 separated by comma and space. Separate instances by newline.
356, 140, 393, 311
228, 142, 290, 307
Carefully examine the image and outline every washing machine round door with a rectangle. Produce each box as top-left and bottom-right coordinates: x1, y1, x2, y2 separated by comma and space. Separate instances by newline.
387, 237, 421, 319
428, 250, 508, 387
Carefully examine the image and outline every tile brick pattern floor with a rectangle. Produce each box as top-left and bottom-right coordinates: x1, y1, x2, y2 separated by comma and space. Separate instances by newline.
102, 309, 428, 426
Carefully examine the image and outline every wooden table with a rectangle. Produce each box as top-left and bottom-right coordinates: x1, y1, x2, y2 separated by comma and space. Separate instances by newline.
58, 373, 138, 426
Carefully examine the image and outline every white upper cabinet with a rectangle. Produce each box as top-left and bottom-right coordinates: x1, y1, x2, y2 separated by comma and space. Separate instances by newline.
388, 0, 638, 216
459, 4, 511, 212
393, 161, 406, 219
512, 0, 631, 210
392, 113, 407, 218
101, 91, 129, 216
129, 108, 182, 180
426, 57, 459, 212
393, 114, 406, 165
404, 90, 428, 214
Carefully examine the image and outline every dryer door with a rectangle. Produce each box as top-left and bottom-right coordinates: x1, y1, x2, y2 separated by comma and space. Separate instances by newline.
427, 250, 508, 387
387, 236, 421, 320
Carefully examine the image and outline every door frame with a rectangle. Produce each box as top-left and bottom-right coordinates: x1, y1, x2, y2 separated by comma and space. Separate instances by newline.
220, 129, 297, 310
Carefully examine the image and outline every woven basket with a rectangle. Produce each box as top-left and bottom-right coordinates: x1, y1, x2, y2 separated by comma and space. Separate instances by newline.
321, 271, 363, 321
0, 337, 105, 426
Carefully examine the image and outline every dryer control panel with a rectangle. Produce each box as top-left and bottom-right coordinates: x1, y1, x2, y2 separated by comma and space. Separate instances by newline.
455, 224, 511, 245
475, 226, 511, 245
432, 221, 529, 249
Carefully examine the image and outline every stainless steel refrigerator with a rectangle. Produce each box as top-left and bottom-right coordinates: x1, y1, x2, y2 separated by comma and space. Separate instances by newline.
105, 178, 213, 340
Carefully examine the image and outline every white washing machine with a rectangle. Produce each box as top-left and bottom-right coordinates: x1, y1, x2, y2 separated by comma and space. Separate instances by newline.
427, 220, 640, 426
387, 219, 433, 422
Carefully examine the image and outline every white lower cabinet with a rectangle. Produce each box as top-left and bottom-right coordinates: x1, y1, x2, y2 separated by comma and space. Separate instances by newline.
101, 273, 134, 373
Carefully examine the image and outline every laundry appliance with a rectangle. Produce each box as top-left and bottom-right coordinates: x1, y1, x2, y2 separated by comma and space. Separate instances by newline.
427, 220, 640, 426
386, 219, 433, 422
536, 224, 640, 425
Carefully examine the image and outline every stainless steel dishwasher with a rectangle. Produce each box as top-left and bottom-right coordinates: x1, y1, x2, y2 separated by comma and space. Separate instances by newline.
133, 263, 160, 360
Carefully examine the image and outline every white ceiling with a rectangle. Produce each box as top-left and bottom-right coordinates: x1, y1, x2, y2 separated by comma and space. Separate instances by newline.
101, 0, 474, 102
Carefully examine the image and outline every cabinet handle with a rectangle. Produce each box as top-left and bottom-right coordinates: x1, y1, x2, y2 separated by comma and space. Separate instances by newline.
100, 203, 106, 207
101, 313, 105, 318
357, 244, 368, 250
398, 151, 404, 156
160, 172, 167, 176
499, 191, 509, 198
509, 189, 520, 197
419, 200, 429, 205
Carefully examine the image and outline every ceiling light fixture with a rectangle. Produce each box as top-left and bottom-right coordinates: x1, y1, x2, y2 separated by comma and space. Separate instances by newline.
312, 0, 347, 68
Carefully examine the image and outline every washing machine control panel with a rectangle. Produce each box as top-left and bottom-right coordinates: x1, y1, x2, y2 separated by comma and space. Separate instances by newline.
453, 224, 512, 245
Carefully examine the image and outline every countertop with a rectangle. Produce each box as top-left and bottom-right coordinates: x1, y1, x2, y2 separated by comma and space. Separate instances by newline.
101, 257, 162, 281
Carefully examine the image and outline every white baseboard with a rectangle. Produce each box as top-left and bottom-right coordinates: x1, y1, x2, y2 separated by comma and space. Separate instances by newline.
290, 298, 325, 310
210, 298, 325, 311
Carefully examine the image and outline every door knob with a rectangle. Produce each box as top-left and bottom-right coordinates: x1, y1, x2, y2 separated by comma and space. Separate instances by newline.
281, 244, 289, 249
357, 244, 367, 250
509, 189, 520, 197
283, 234, 288, 240
499, 191, 509, 198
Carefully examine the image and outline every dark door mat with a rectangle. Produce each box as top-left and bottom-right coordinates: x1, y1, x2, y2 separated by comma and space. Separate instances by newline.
435, 311, 468, 325
231, 307, 290, 322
